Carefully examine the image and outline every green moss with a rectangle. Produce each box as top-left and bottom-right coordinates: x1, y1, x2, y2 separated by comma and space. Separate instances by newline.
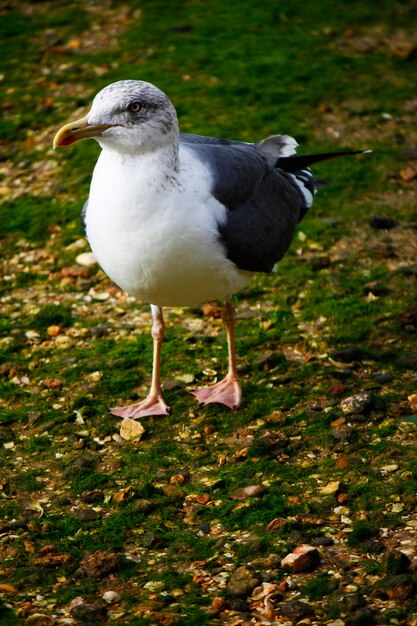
30, 304, 73, 330
347, 520, 380, 547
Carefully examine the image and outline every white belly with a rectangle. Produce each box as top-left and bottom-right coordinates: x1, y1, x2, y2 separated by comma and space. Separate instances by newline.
85, 149, 252, 307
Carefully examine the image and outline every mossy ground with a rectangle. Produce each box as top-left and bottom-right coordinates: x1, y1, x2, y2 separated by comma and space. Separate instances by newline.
1, 1, 417, 624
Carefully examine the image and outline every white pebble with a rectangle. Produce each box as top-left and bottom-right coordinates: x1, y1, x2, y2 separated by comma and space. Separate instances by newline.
102, 590, 121, 604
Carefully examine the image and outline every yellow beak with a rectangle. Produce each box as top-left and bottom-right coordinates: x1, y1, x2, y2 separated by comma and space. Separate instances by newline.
53, 114, 114, 148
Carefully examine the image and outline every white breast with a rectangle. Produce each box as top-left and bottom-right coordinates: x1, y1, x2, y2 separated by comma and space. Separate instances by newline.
84, 145, 252, 307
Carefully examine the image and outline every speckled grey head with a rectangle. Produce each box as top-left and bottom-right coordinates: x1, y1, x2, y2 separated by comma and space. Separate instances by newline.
88, 80, 179, 154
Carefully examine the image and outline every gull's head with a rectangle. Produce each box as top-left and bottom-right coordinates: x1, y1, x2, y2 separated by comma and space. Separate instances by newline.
53, 80, 179, 154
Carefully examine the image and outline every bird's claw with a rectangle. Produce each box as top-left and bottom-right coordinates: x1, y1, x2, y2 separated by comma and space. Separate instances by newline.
191, 376, 242, 410
110, 394, 170, 419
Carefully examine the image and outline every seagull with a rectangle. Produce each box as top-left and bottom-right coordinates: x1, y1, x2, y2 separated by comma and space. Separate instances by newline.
53, 79, 368, 420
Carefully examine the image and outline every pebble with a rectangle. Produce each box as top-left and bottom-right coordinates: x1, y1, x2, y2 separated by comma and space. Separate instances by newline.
75, 551, 121, 578
119, 418, 145, 441
331, 345, 362, 362
227, 566, 259, 597
380, 464, 398, 473
76, 251, 97, 267
231, 484, 265, 500
345, 607, 375, 626
334, 506, 350, 516
336, 455, 363, 469
55, 335, 72, 349
376, 574, 416, 600
102, 590, 121, 604
25, 616, 54, 626
72, 507, 101, 521
385, 550, 411, 575
280, 599, 313, 621
211, 596, 228, 614
70, 602, 108, 623
374, 372, 393, 384
332, 591, 366, 612
313, 536, 334, 547
397, 353, 417, 370
281, 545, 321, 573
340, 392, 373, 415
47, 324, 62, 337
369, 215, 397, 230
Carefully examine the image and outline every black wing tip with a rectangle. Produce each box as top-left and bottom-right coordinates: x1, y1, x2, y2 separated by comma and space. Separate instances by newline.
277, 148, 372, 173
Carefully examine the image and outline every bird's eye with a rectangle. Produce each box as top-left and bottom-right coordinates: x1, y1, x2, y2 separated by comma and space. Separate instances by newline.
128, 102, 142, 113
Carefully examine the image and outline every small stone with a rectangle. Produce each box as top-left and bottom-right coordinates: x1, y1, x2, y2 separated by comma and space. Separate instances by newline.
72, 507, 100, 521
227, 566, 259, 597
75, 551, 121, 578
131, 499, 156, 514
70, 603, 108, 623
313, 536, 334, 547
345, 607, 375, 626
161, 379, 184, 391
119, 418, 145, 441
380, 464, 398, 473
376, 574, 416, 600
362, 539, 385, 554
397, 353, 417, 370
55, 335, 72, 349
80, 489, 105, 503
43, 377, 63, 389
385, 550, 411, 575
400, 166, 416, 182
231, 484, 265, 500
47, 324, 62, 337
374, 372, 393, 384
102, 590, 121, 604
280, 599, 313, 621
332, 591, 366, 612
250, 554, 281, 570
334, 505, 350, 516
331, 345, 362, 362
369, 215, 397, 230
90, 324, 110, 337
25, 616, 54, 626
336, 455, 362, 469
340, 392, 373, 415
76, 252, 97, 267
281, 545, 321, 573
211, 596, 228, 614
391, 502, 404, 512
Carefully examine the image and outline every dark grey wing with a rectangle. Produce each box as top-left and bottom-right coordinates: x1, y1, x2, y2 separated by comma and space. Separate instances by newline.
81, 199, 88, 236
181, 132, 252, 149
184, 141, 305, 273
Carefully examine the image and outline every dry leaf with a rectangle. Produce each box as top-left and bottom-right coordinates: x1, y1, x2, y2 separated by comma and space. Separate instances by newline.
0, 583, 19, 593
114, 486, 133, 502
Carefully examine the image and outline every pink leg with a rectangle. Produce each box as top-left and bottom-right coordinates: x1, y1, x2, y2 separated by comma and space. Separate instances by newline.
192, 299, 242, 410
110, 305, 170, 419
